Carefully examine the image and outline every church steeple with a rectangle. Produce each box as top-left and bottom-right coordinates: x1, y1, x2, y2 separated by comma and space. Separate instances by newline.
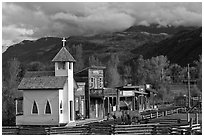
52, 37, 76, 76
52, 37, 75, 62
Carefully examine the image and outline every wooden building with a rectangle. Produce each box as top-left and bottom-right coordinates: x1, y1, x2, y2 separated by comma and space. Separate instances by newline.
116, 84, 157, 112
104, 88, 117, 116
74, 66, 106, 119
74, 82, 86, 119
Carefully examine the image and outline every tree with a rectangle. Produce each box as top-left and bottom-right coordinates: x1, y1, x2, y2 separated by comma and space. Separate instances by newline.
143, 55, 169, 85
106, 54, 122, 88
2, 58, 22, 125
88, 55, 102, 66
145, 56, 171, 102
169, 64, 182, 83
27, 61, 45, 71
132, 55, 146, 85
194, 55, 202, 92
132, 55, 172, 103
122, 65, 132, 85
74, 44, 84, 72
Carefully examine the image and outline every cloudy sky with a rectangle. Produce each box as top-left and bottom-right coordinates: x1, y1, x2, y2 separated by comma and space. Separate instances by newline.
2, 2, 202, 51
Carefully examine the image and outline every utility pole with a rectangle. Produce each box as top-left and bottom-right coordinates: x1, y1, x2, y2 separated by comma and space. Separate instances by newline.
187, 64, 191, 122
187, 64, 191, 108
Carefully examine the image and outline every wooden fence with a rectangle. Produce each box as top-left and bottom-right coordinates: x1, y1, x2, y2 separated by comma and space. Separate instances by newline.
113, 123, 157, 135
170, 123, 202, 135
2, 122, 201, 135
2, 126, 47, 135
2, 127, 19, 135
2, 107, 201, 135
45, 126, 89, 135
141, 106, 180, 120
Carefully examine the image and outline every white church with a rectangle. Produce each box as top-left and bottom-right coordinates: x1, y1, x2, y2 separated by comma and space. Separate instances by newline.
16, 38, 76, 126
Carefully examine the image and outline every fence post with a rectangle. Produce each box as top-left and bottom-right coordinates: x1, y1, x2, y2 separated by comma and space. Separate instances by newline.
17, 126, 20, 135
88, 125, 91, 135
181, 130, 184, 135
188, 118, 193, 135
152, 125, 157, 135
48, 127, 51, 135
195, 113, 199, 124
112, 125, 115, 135
156, 111, 158, 118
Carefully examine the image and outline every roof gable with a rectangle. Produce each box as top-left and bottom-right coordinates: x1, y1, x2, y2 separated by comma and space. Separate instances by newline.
52, 47, 76, 62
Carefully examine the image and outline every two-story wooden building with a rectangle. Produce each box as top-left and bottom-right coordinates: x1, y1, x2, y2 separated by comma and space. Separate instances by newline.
74, 66, 106, 119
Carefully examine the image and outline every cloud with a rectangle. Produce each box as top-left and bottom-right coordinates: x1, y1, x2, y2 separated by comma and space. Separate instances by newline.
2, 25, 36, 51
2, 2, 202, 50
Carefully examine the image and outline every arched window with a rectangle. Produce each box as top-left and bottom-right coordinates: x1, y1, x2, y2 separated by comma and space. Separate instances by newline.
45, 100, 51, 114
32, 101, 38, 114
60, 100, 63, 114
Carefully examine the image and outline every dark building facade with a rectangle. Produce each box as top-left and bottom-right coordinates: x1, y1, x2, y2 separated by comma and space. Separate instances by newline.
74, 82, 86, 119
74, 66, 106, 119
116, 84, 157, 112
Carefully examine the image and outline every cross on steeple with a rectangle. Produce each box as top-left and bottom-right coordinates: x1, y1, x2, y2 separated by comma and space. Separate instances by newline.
62, 37, 66, 47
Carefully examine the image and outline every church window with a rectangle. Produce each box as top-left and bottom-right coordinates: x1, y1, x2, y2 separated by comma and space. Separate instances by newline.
32, 101, 38, 114
45, 100, 51, 114
58, 62, 66, 69
60, 100, 63, 114
69, 62, 72, 69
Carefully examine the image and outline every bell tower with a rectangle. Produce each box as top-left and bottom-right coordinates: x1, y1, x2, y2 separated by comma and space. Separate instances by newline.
52, 37, 76, 76
52, 37, 76, 122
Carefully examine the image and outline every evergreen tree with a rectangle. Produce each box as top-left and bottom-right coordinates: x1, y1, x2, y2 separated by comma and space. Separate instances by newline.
132, 55, 146, 85
122, 65, 132, 85
106, 54, 122, 88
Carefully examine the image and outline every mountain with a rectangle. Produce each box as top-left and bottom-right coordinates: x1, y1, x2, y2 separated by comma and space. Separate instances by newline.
2, 28, 167, 66
130, 27, 202, 66
3, 25, 201, 68
125, 24, 197, 35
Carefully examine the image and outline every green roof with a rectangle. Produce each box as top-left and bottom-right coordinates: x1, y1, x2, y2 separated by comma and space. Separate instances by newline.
52, 47, 76, 62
